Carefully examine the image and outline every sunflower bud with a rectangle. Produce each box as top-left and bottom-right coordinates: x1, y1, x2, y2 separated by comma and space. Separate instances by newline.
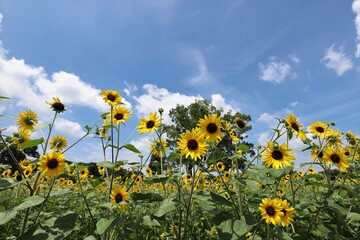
272, 142, 279, 150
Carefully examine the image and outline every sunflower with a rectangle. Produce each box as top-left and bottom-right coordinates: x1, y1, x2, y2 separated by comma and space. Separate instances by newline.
259, 198, 284, 225
297, 170, 304, 179
49, 135, 68, 152
100, 90, 122, 106
177, 128, 208, 161
111, 186, 129, 204
150, 138, 167, 157
285, 113, 306, 140
261, 142, 295, 169
16, 110, 38, 132
46, 97, 66, 113
38, 151, 66, 178
146, 167, 153, 176
137, 112, 161, 134
12, 128, 31, 149
307, 167, 316, 174
79, 167, 89, 180
225, 121, 240, 143
98, 166, 106, 175
23, 166, 33, 178
112, 106, 131, 124
100, 118, 111, 138
198, 114, 222, 143
222, 171, 231, 182
234, 117, 247, 130
325, 129, 342, 147
309, 121, 329, 138
1, 169, 12, 178
324, 147, 348, 172
278, 199, 295, 227
216, 161, 225, 172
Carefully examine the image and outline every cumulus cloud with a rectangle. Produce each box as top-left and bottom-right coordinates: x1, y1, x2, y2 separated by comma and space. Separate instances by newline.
353, 0, 360, 57
54, 118, 87, 138
124, 81, 138, 97
210, 94, 240, 113
321, 45, 353, 76
259, 58, 292, 84
289, 54, 300, 64
185, 48, 217, 86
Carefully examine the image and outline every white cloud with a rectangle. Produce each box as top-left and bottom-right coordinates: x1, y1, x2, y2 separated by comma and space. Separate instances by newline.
257, 112, 278, 127
185, 48, 217, 86
210, 94, 240, 113
321, 45, 353, 76
124, 81, 138, 97
353, 0, 360, 57
259, 59, 292, 84
54, 118, 87, 138
133, 84, 202, 124
289, 54, 300, 64
289, 101, 299, 107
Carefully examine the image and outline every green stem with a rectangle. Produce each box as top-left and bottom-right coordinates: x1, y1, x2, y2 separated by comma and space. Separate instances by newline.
43, 112, 58, 154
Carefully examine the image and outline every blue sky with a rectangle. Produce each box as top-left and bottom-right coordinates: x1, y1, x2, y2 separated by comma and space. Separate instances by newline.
0, 0, 359, 167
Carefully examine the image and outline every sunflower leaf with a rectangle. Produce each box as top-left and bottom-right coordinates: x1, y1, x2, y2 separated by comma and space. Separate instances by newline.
237, 144, 249, 152
0, 210, 17, 225
0, 96, 10, 99
22, 138, 44, 149
96, 217, 117, 235
14, 196, 45, 211
122, 144, 141, 154
153, 199, 177, 217
97, 161, 116, 169
143, 175, 169, 184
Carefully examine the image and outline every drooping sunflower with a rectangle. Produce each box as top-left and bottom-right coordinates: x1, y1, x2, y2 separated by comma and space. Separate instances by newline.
12, 128, 31, 149
259, 198, 284, 225
16, 110, 38, 132
261, 142, 295, 169
177, 128, 208, 161
216, 161, 225, 172
277, 199, 295, 227
100, 90, 122, 106
150, 138, 167, 157
198, 114, 222, 143
46, 97, 66, 113
112, 106, 131, 124
309, 121, 329, 138
324, 147, 348, 172
49, 135, 68, 152
137, 112, 161, 134
285, 113, 306, 140
111, 186, 129, 204
38, 151, 66, 178
234, 117, 247, 130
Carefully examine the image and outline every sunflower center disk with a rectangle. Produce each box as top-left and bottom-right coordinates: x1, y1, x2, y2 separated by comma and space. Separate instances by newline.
53, 102, 65, 111
291, 122, 299, 131
266, 206, 276, 216
187, 139, 198, 150
146, 120, 155, 129
315, 127, 324, 133
107, 95, 116, 101
271, 150, 283, 160
115, 194, 123, 203
236, 120, 245, 128
115, 113, 124, 120
206, 123, 218, 133
47, 159, 59, 169
330, 154, 340, 163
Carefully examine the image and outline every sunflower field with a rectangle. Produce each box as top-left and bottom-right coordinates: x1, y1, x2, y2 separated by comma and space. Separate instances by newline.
0, 91, 359, 240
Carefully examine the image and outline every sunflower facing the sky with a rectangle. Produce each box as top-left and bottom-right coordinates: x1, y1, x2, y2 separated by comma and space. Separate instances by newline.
100, 90, 122, 106
12, 128, 31, 149
49, 135, 68, 152
309, 121, 329, 138
137, 112, 161, 134
111, 186, 130, 204
261, 142, 295, 169
150, 138, 167, 157
46, 97, 66, 113
259, 198, 284, 225
278, 199, 295, 227
112, 106, 131, 124
323, 147, 349, 172
285, 113, 306, 140
198, 114, 222, 143
38, 151, 66, 178
16, 110, 38, 132
177, 128, 208, 161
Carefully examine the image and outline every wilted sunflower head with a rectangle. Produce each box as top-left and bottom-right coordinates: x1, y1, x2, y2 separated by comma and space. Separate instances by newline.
100, 90, 122, 106
137, 112, 161, 134
16, 110, 38, 132
46, 97, 66, 113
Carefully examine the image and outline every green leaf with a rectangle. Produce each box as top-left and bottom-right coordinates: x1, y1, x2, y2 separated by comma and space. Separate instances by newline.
210, 192, 232, 206
96, 217, 117, 235
0, 210, 17, 225
122, 144, 141, 154
100, 112, 110, 118
143, 175, 169, 184
218, 216, 256, 239
14, 196, 45, 211
0, 178, 26, 190
34, 123, 49, 130
22, 138, 44, 149
153, 199, 177, 217
288, 130, 293, 140
131, 192, 164, 202
347, 212, 360, 221
84, 236, 97, 240
237, 178, 259, 192
143, 215, 161, 227
53, 212, 78, 231
0, 96, 10, 100
50, 189, 71, 197
97, 161, 116, 169
237, 144, 250, 152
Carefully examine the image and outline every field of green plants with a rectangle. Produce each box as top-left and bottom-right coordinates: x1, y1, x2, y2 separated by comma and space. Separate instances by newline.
0, 91, 359, 240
